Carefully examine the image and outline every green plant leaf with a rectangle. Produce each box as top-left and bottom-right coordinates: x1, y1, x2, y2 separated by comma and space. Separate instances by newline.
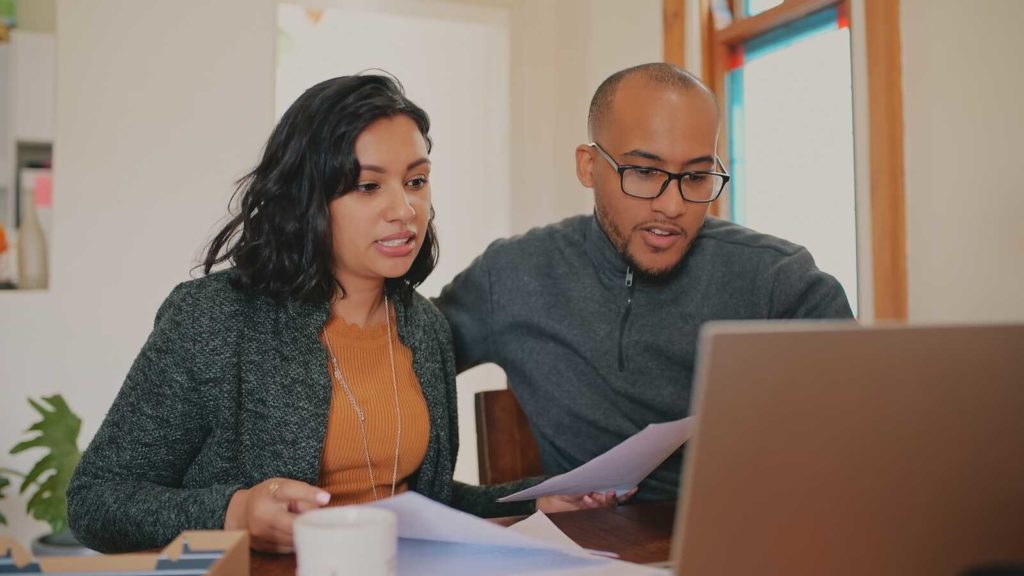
0, 474, 9, 525
21, 454, 57, 493
9, 395, 81, 534
27, 473, 69, 535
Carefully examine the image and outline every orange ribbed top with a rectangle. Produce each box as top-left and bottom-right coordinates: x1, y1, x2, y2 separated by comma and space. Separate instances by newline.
318, 310, 431, 506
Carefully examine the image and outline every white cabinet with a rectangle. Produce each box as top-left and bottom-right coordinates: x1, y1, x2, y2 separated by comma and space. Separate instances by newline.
8, 30, 56, 143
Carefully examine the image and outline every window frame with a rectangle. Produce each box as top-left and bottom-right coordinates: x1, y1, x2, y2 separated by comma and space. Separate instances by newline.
663, 0, 907, 320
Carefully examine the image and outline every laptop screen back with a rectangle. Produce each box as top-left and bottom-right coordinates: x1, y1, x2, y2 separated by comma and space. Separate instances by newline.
673, 322, 1024, 576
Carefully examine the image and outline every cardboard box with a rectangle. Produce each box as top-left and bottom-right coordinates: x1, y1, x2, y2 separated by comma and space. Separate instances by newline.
0, 531, 249, 575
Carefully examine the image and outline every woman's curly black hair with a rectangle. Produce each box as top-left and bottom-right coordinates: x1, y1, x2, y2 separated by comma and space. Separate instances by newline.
202, 73, 437, 305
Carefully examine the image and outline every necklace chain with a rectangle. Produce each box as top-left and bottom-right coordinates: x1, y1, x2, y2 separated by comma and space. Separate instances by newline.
322, 297, 402, 500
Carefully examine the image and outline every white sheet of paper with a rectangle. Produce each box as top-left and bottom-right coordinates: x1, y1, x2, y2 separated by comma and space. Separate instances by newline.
507, 511, 583, 551
395, 539, 611, 576
361, 492, 667, 575
366, 491, 587, 556
510, 511, 618, 559
498, 416, 696, 502
395, 540, 670, 576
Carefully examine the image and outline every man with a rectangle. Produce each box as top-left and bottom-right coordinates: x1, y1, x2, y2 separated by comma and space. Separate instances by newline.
436, 63, 853, 501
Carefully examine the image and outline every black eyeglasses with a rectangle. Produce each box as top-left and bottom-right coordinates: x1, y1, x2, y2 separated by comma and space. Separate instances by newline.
589, 142, 730, 203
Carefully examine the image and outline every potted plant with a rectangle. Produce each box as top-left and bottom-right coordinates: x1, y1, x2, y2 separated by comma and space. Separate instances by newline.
0, 395, 93, 555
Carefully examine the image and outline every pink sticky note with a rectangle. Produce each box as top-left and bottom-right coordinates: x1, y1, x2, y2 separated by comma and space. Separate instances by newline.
34, 174, 52, 207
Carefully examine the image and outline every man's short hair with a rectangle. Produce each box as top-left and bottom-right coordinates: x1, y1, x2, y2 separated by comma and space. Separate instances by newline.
587, 63, 716, 139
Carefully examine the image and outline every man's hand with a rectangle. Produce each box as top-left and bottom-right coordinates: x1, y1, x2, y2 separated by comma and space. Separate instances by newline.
536, 487, 638, 513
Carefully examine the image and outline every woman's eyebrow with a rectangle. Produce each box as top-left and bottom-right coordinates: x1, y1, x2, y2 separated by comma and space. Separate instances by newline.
359, 157, 431, 173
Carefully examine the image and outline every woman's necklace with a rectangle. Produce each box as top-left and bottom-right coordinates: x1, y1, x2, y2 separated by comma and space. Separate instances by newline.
322, 296, 402, 500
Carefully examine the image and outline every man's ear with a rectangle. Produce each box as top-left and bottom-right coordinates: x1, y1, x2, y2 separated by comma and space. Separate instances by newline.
575, 145, 595, 188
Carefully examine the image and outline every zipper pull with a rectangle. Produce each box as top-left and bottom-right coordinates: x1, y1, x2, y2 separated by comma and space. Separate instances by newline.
619, 266, 635, 372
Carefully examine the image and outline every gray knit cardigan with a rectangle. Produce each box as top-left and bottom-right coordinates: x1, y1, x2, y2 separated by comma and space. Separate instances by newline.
67, 271, 536, 553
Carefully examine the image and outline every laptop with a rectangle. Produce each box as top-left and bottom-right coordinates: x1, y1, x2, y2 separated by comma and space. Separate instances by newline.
669, 322, 1024, 576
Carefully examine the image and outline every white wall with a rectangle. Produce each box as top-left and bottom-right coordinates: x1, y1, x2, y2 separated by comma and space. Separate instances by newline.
0, 0, 277, 545
509, 0, 662, 233
0, 0, 661, 545
901, 0, 1024, 323
14, 0, 56, 33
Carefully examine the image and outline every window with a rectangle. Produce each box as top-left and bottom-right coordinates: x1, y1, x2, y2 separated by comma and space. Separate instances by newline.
670, 0, 909, 320
745, 0, 784, 17
725, 4, 857, 313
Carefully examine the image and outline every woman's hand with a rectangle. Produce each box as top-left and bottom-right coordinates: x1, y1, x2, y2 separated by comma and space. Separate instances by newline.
224, 477, 331, 553
536, 487, 638, 514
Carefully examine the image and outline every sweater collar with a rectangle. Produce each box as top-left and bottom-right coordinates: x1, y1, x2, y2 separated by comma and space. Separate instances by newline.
584, 213, 632, 287
278, 286, 410, 335
583, 213, 714, 288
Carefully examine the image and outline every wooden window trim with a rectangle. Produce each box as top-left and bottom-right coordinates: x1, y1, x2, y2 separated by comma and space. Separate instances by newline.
663, 0, 687, 66
862, 0, 907, 320
715, 0, 842, 45
663, 0, 908, 320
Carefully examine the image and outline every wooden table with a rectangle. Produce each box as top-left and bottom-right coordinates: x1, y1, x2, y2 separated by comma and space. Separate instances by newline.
251, 501, 676, 575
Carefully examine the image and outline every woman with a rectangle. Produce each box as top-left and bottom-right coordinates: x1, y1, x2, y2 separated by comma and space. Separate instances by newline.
67, 74, 618, 554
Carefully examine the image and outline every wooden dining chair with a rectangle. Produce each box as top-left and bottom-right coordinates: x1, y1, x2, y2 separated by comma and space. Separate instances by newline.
474, 388, 543, 484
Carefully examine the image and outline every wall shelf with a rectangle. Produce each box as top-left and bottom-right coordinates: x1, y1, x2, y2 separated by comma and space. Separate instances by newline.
0, 29, 55, 289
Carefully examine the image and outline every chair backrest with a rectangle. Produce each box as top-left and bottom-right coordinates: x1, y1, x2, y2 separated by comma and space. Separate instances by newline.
474, 389, 543, 484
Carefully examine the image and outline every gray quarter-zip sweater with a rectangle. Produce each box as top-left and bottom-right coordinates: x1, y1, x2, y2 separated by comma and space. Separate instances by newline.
436, 214, 853, 501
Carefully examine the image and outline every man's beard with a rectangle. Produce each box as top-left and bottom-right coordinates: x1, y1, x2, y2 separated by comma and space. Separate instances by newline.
594, 202, 698, 282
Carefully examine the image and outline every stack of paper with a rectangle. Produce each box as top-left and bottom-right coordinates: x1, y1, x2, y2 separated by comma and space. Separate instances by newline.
357, 418, 695, 574
366, 492, 669, 575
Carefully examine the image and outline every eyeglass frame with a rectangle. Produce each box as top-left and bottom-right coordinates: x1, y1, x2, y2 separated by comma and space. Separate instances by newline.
588, 141, 731, 203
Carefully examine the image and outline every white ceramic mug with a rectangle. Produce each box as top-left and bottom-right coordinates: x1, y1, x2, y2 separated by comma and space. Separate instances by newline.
293, 506, 398, 576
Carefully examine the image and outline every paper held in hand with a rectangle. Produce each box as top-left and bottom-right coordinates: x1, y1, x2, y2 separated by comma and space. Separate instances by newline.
498, 416, 696, 502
